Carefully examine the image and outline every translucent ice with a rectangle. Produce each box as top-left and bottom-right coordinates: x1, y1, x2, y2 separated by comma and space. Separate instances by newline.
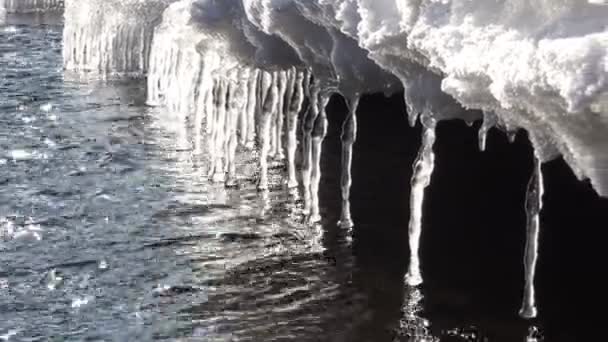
63, 0, 177, 75
1, 0, 63, 13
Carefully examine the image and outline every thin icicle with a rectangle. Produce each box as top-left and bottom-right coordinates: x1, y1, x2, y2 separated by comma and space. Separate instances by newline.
282, 68, 296, 156
204, 76, 215, 135
338, 95, 360, 230
205, 79, 217, 164
245, 69, 260, 149
286, 69, 305, 189
226, 72, 245, 187
478, 111, 497, 152
405, 114, 437, 286
398, 76, 419, 128
237, 68, 251, 147
209, 78, 228, 182
270, 71, 288, 160
519, 154, 544, 319
268, 71, 280, 159
309, 91, 330, 223
301, 80, 321, 216
507, 130, 518, 144
257, 71, 277, 191
193, 63, 214, 155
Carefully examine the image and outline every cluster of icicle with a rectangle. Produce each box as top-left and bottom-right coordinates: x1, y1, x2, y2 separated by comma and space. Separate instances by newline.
55, 0, 608, 321
62, 0, 178, 75
0, 0, 63, 13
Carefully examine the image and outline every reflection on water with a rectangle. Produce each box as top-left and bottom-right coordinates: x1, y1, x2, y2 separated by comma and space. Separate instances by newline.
0, 13, 579, 342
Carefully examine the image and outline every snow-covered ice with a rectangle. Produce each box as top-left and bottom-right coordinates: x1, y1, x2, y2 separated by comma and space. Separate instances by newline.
9, 0, 604, 319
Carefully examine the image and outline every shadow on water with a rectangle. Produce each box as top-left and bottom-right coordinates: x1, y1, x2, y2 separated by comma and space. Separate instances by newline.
175, 92, 608, 341
2, 17, 607, 341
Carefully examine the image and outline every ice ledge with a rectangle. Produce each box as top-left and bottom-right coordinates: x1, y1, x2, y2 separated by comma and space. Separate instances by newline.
56, 0, 608, 198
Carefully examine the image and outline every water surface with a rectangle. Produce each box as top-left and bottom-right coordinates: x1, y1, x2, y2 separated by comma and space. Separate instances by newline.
1, 15, 607, 342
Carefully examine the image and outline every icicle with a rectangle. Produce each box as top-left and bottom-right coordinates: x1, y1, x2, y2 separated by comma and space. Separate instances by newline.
507, 129, 518, 144
193, 86, 205, 155
399, 77, 419, 128
519, 154, 544, 319
237, 68, 251, 147
1, 0, 63, 13
226, 72, 245, 187
286, 69, 305, 189
338, 95, 360, 230
245, 69, 260, 149
204, 76, 215, 135
301, 80, 321, 216
194, 63, 213, 155
405, 114, 437, 286
257, 71, 277, 191
478, 111, 498, 152
209, 78, 228, 183
309, 91, 330, 223
272, 70, 288, 160
205, 79, 218, 164
63, 2, 156, 76
207, 78, 219, 177
268, 71, 280, 159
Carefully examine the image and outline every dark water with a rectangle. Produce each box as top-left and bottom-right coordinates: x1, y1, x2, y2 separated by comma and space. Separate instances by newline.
1, 16, 608, 342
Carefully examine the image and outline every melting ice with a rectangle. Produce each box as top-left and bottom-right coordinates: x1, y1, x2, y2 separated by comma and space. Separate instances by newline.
5, 0, 607, 320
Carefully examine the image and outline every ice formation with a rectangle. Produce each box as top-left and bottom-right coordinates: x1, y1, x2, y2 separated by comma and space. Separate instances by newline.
0, 0, 63, 13
63, 0, 177, 75
11, 0, 602, 319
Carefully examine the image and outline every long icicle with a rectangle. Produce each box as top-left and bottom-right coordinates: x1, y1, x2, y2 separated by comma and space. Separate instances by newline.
405, 114, 437, 286
257, 71, 277, 191
237, 68, 251, 147
211, 78, 228, 183
519, 153, 544, 319
226, 73, 245, 187
194, 62, 212, 155
206, 79, 219, 178
245, 69, 260, 149
309, 91, 330, 224
301, 79, 320, 216
286, 69, 305, 189
338, 95, 360, 230
272, 70, 288, 160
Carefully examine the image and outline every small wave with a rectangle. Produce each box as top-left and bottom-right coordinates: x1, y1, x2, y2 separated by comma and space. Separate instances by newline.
71, 295, 94, 308
0, 329, 20, 341
142, 233, 216, 249
219, 232, 262, 243
48, 259, 98, 270
152, 284, 202, 297
9, 149, 32, 161
40, 103, 53, 112
1, 217, 43, 242
1, 26, 18, 34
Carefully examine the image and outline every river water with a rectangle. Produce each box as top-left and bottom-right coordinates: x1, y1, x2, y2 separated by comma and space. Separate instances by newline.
1, 14, 607, 342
